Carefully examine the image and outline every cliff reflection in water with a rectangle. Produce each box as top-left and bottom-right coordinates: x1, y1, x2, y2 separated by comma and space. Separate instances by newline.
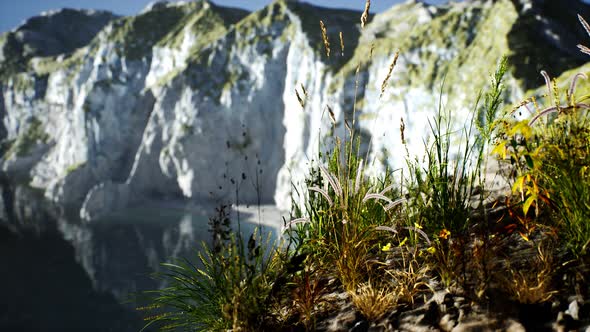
0, 184, 283, 331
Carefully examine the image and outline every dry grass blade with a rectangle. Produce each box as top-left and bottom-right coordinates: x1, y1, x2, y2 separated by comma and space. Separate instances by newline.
327, 105, 336, 125
387, 253, 433, 305
354, 159, 364, 194
400, 117, 406, 144
363, 193, 395, 205
320, 20, 330, 57
308, 186, 334, 207
300, 83, 308, 98
360, 0, 371, 29
344, 119, 352, 133
509, 270, 556, 304
569, 72, 587, 97
380, 52, 399, 99
502, 245, 557, 304
291, 272, 326, 330
295, 89, 305, 108
576, 15, 590, 55
579, 14, 590, 37
385, 198, 406, 211
350, 282, 397, 321
541, 70, 553, 105
375, 225, 398, 235
403, 226, 431, 245
578, 44, 590, 56
282, 217, 310, 233
339, 31, 344, 57
529, 100, 590, 126
379, 183, 396, 196
319, 164, 343, 198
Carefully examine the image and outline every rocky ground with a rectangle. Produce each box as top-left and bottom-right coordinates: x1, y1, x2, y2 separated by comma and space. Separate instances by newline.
317, 289, 590, 332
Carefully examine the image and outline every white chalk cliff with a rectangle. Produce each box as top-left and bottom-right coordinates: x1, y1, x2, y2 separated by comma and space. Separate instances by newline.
1, 0, 590, 220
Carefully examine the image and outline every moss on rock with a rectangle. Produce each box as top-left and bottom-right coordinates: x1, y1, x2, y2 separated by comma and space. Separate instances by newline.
106, 6, 187, 60
6, 116, 49, 158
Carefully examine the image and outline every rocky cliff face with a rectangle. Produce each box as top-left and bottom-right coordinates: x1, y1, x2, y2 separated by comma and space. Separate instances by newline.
1, 0, 589, 295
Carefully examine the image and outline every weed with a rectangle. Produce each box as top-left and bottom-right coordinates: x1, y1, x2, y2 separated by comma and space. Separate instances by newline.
405, 58, 508, 238
496, 69, 590, 257
350, 281, 397, 321
290, 263, 328, 331
142, 206, 280, 331
499, 243, 557, 304
387, 248, 433, 305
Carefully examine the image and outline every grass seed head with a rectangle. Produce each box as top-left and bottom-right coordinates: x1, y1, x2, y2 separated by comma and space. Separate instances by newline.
380, 52, 399, 99
361, 0, 371, 29
339, 31, 345, 56
320, 20, 330, 57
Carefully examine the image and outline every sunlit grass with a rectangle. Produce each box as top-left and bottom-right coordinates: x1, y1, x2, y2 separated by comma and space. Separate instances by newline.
141, 7, 590, 332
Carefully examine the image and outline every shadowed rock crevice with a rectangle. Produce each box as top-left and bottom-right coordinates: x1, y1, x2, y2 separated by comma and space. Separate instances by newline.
508, 0, 590, 89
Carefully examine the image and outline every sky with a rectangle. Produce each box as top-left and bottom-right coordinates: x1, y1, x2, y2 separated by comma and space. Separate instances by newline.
0, 0, 447, 33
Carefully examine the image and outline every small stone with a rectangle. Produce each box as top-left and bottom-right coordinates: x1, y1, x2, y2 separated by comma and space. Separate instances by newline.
432, 290, 450, 305
350, 320, 369, 332
457, 309, 465, 322
504, 319, 526, 332
557, 311, 564, 320
454, 297, 465, 307
557, 312, 580, 332
553, 312, 566, 332
452, 319, 497, 332
568, 300, 580, 320
439, 313, 456, 331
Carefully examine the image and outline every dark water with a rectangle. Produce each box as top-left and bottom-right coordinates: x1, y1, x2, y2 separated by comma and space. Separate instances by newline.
0, 186, 283, 332
0, 225, 144, 332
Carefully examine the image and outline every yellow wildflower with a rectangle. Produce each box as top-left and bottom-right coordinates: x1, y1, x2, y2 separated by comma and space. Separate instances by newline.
398, 237, 408, 247
439, 229, 451, 240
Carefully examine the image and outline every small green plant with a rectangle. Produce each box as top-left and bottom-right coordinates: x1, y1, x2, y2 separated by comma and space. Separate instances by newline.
65, 162, 86, 175
495, 69, 590, 257
397, 58, 509, 299
142, 205, 280, 331
5, 116, 50, 158
289, 263, 328, 331
386, 247, 433, 305
493, 15, 590, 258
427, 228, 460, 290
405, 58, 508, 238
405, 106, 476, 235
284, 139, 402, 292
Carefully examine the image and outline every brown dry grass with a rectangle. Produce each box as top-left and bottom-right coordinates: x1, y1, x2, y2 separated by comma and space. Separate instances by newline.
350, 281, 397, 321
500, 244, 557, 304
